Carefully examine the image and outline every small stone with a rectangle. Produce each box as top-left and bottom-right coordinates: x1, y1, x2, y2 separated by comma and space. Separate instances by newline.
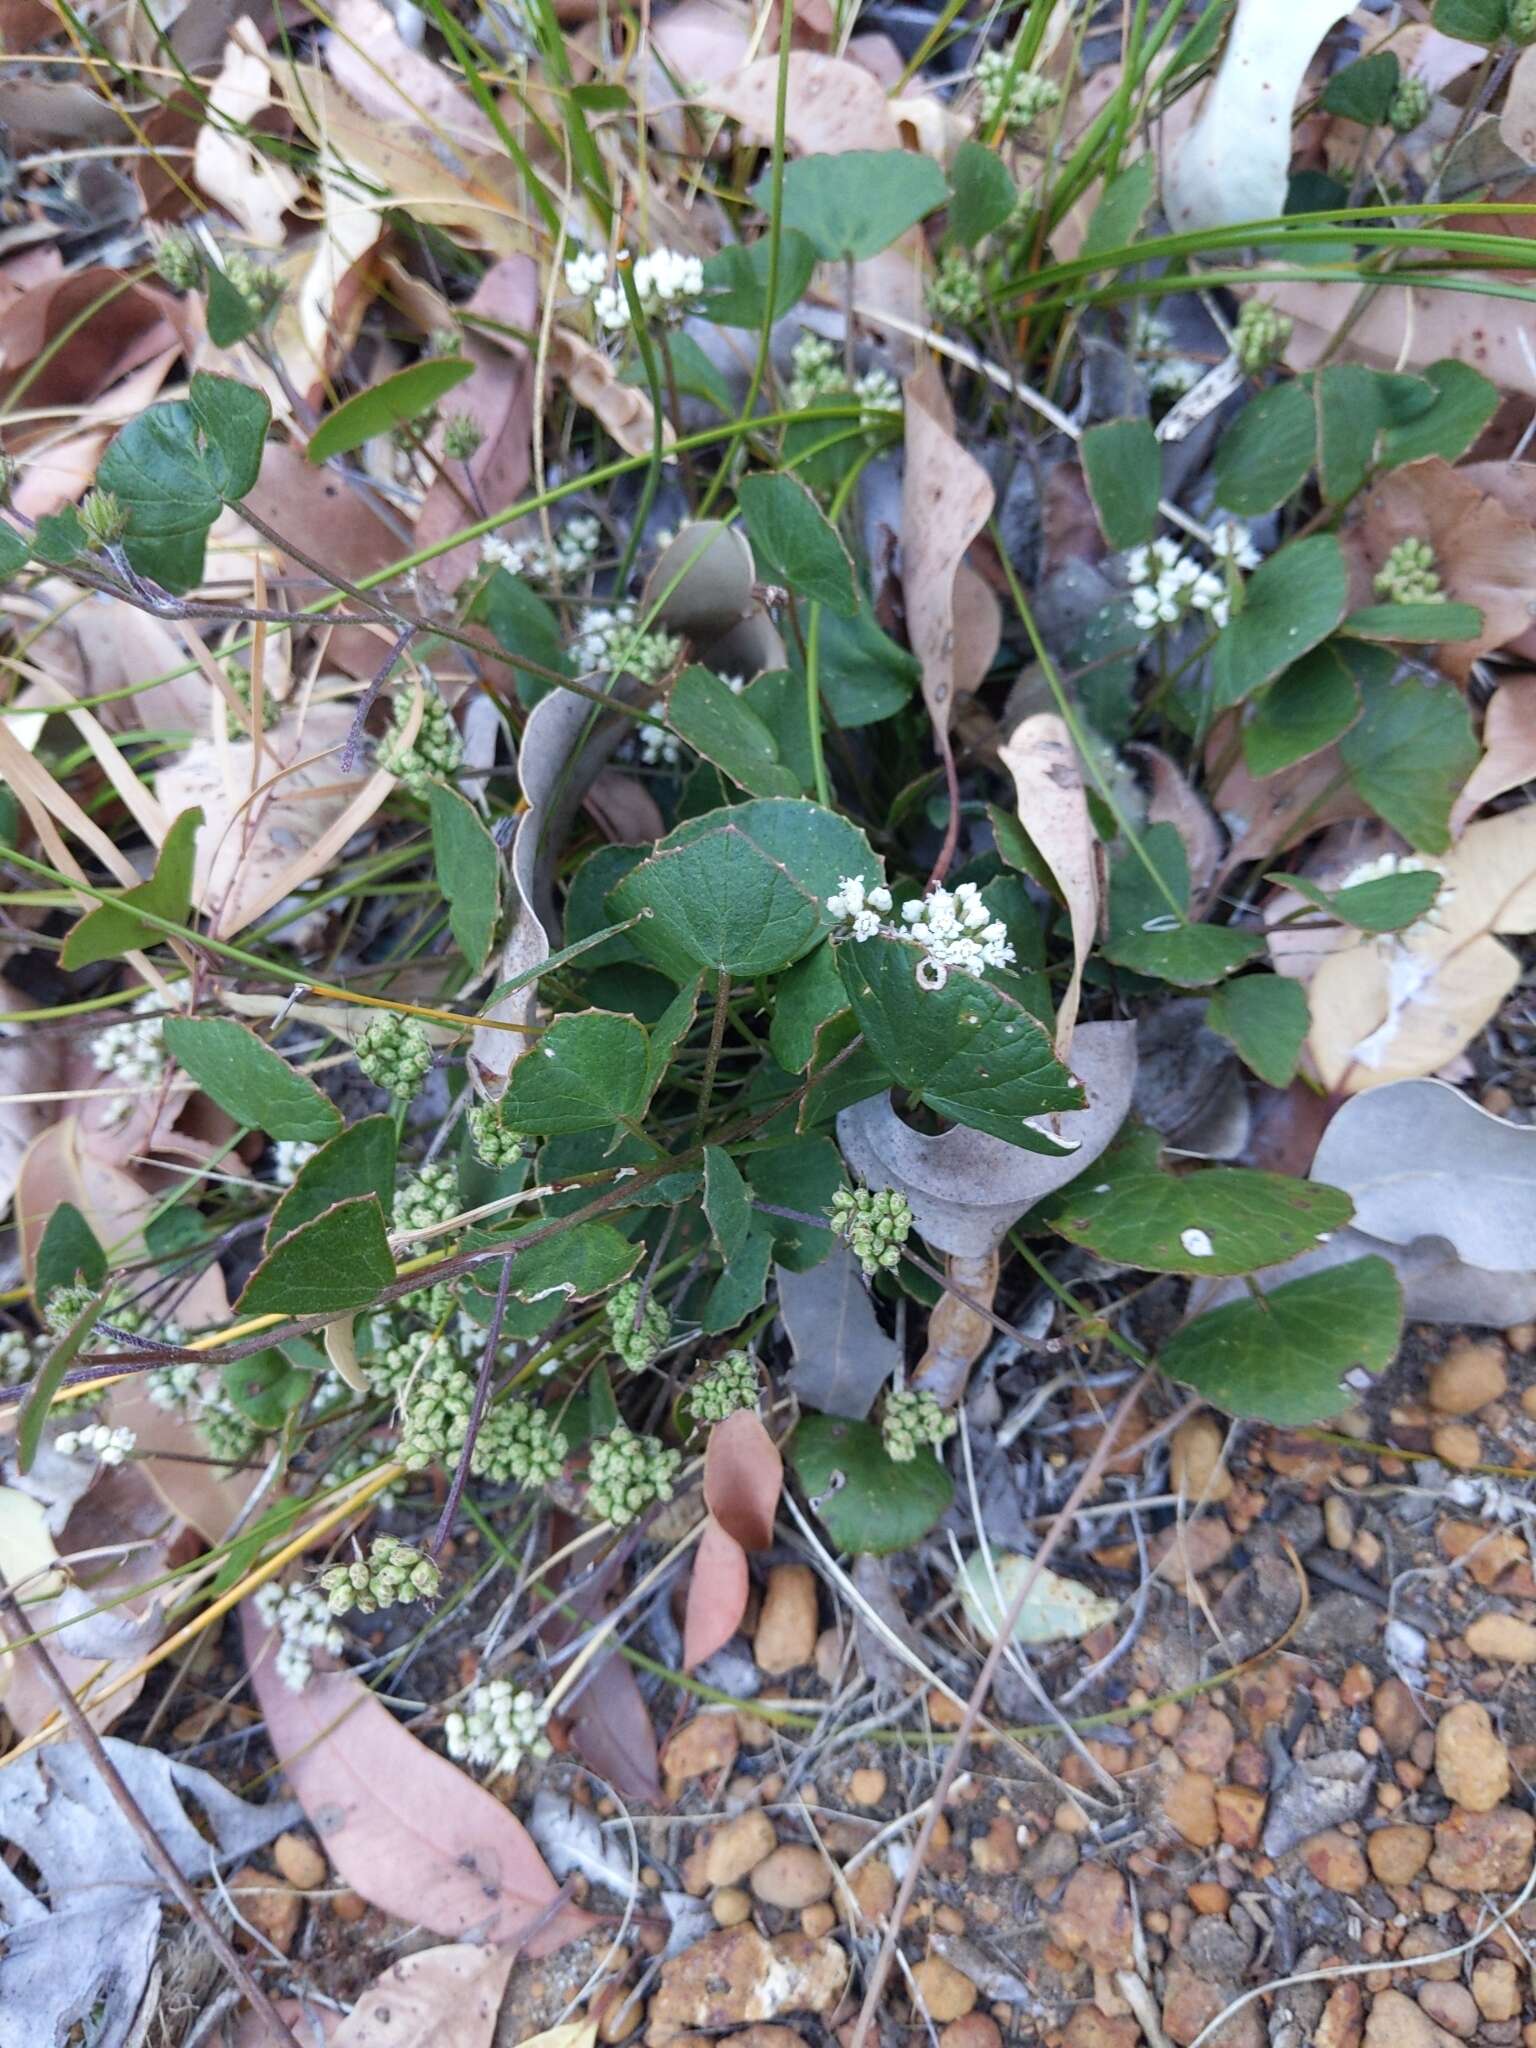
330, 1889, 366, 1923
1215, 1783, 1266, 1851
1431, 1422, 1482, 1471
1465, 1612, 1536, 1663
1175, 1702, 1235, 1777
800, 1903, 836, 1938
1302, 1829, 1369, 1894
1429, 1339, 1507, 1415
1048, 1863, 1134, 1971
1416, 1983, 1478, 2039
1163, 1767, 1219, 1848
1162, 1956, 1263, 2048
751, 1845, 832, 1911
847, 1859, 895, 1924
714, 1888, 753, 1928
754, 1565, 818, 1675
1152, 1518, 1235, 1593
1438, 1520, 1524, 1588
1434, 1701, 1510, 1812
1316, 1981, 1364, 2048
969, 1817, 1020, 1877
663, 1713, 738, 1792
271, 1832, 327, 1891
910, 1957, 976, 2024
647, 1929, 848, 2046
941, 2018, 1002, 2048
1430, 1804, 1536, 1891
1063, 2015, 1142, 2048
1171, 1414, 1233, 1503
1373, 1677, 1420, 1756
1366, 1823, 1432, 1886
596, 1983, 644, 2044
848, 1768, 885, 1807
690, 1810, 779, 1892
1365, 1989, 1461, 2048
1324, 1497, 1354, 1551
227, 1866, 301, 1954
1472, 1958, 1521, 2022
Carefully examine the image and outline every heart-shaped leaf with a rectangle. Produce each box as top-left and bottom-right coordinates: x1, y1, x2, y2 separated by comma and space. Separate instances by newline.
753, 150, 948, 261
791, 1413, 952, 1555
1205, 975, 1309, 1089
738, 473, 859, 617
611, 819, 823, 977
498, 1011, 652, 1134
1208, 535, 1349, 714
163, 1016, 342, 1144
98, 372, 270, 591
238, 1196, 395, 1317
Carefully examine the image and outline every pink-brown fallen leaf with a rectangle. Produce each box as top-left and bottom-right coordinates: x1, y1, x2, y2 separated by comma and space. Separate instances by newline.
997, 713, 1100, 1059
682, 1514, 750, 1671
1260, 270, 1536, 399
243, 1602, 595, 1951
0, 268, 193, 417
1207, 723, 1367, 884
326, 0, 499, 145
231, 1998, 341, 2048
1130, 742, 1222, 906
241, 445, 405, 678
1451, 674, 1536, 836
561, 1641, 662, 1805
701, 1409, 782, 1551
1343, 457, 1536, 682
330, 1944, 517, 2048
194, 22, 302, 246
550, 328, 674, 460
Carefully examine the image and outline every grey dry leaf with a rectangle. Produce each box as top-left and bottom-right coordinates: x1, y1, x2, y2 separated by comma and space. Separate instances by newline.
776, 1245, 899, 1422
1451, 674, 1536, 835
836, 1020, 1136, 1259
0, 1738, 297, 2048
528, 1787, 640, 1900
331, 1944, 519, 2048
997, 714, 1102, 1057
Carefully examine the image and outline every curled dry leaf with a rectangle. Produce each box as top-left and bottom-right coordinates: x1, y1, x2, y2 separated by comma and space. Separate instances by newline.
777, 1246, 899, 1421
193, 22, 302, 247
243, 1601, 595, 1951
912, 1247, 998, 1407
1207, 724, 1366, 885
330, 1944, 518, 2048
1344, 457, 1536, 682
550, 327, 675, 460
1451, 674, 1536, 835
998, 714, 1102, 1057
241, 445, 406, 679
1306, 803, 1536, 1093
1164, 0, 1354, 234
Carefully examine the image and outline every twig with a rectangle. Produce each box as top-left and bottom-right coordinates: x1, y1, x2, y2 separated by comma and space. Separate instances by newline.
0, 1578, 304, 2048
341, 623, 416, 773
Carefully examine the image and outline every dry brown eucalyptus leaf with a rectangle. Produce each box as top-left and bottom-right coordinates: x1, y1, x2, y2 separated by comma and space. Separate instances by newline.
549, 327, 675, 459
1451, 674, 1536, 835
194, 22, 302, 247
330, 1945, 519, 2048
326, 0, 499, 144
1130, 741, 1221, 905
997, 714, 1101, 1058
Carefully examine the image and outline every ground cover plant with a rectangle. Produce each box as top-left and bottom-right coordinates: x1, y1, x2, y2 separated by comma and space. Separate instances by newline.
9, 0, 1536, 2043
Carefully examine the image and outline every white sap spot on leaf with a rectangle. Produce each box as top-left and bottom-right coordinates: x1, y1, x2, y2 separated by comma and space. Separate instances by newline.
1181, 1227, 1215, 1258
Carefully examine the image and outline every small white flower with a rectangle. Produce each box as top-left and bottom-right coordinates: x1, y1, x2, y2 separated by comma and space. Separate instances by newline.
1211, 520, 1262, 571
851, 909, 881, 941
564, 249, 609, 298
55, 1423, 136, 1466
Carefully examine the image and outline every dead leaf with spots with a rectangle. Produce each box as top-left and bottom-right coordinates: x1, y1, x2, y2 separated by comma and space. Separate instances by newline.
998, 713, 1100, 1058
331, 1945, 518, 2048
194, 21, 302, 246
549, 327, 674, 460
1206, 723, 1368, 885
1343, 457, 1536, 682
1451, 674, 1536, 835
1260, 269, 1536, 398
903, 361, 995, 874
1307, 803, 1536, 1092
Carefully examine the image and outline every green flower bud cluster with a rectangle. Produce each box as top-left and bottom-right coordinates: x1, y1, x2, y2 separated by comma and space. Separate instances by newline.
155, 231, 203, 291
688, 1350, 759, 1426
200, 1396, 262, 1469
606, 1280, 670, 1372
468, 1103, 526, 1169
220, 249, 283, 320
79, 489, 127, 548
368, 1326, 437, 1397
928, 252, 986, 326
44, 1282, 98, 1338
586, 1422, 681, 1527
445, 1677, 550, 1775
787, 333, 846, 412
882, 1387, 956, 1463
976, 50, 1061, 135
1512, 0, 1536, 44
320, 1534, 441, 1616
147, 1360, 202, 1411
609, 623, 684, 687
472, 1399, 568, 1487
398, 1278, 458, 1324
379, 686, 464, 798
1387, 77, 1431, 133
225, 666, 282, 739
829, 1186, 912, 1277
330, 1444, 409, 1502
1374, 535, 1445, 606
442, 412, 486, 462
399, 1357, 475, 1470
356, 1012, 433, 1099
393, 1163, 459, 1240
1234, 298, 1293, 376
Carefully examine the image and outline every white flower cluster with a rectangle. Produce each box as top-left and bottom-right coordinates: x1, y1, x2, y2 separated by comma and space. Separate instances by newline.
827, 876, 1016, 986
271, 1139, 317, 1188
55, 1423, 136, 1466
1126, 523, 1260, 636
254, 1579, 346, 1693
786, 333, 901, 431
147, 1358, 201, 1410
481, 515, 601, 585
565, 246, 704, 329
0, 1329, 42, 1380
569, 603, 681, 685
90, 994, 168, 1124
1131, 310, 1203, 401
444, 1677, 552, 1777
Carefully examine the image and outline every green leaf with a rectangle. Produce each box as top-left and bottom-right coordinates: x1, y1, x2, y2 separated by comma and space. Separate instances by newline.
60, 806, 202, 969
98, 372, 271, 592
221, 1349, 312, 1427
36, 1203, 107, 1303
1241, 643, 1361, 776
1049, 1165, 1351, 1275
31, 506, 87, 567
612, 818, 823, 977
1161, 1256, 1403, 1423
741, 672, 813, 790
1213, 378, 1315, 517
1208, 534, 1349, 714
623, 330, 734, 414
1206, 975, 1309, 1089
1379, 359, 1499, 469
645, 976, 700, 1096
204, 263, 266, 347
737, 474, 859, 617
1339, 666, 1478, 853
756, 150, 949, 261
702, 1224, 774, 1333
698, 230, 817, 326
565, 846, 649, 967
1320, 49, 1399, 123
503, 1221, 641, 1304
428, 783, 501, 970
1081, 418, 1161, 550
1266, 866, 1445, 934
268, 1115, 397, 1248
19, 1289, 107, 1472
1340, 600, 1483, 644
1081, 154, 1156, 260
498, 1010, 651, 1134
472, 565, 570, 699
667, 665, 799, 797
947, 140, 1017, 248
0, 521, 29, 579
238, 1196, 395, 1316
770, 942, 847, 1073
747, 1135, 842, 1270
798, 601, 919, 726
307, 356, 476, 463
836, 935, 1083, 1150
1315, 364, 1390, 504
791, 1413, 953, 1555
704, 1146, 752, 1259
1430, 0, 1507, 45
162, 1016, 342, 1143
1102, 825, 1266, 987
663, 797, 882, 919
